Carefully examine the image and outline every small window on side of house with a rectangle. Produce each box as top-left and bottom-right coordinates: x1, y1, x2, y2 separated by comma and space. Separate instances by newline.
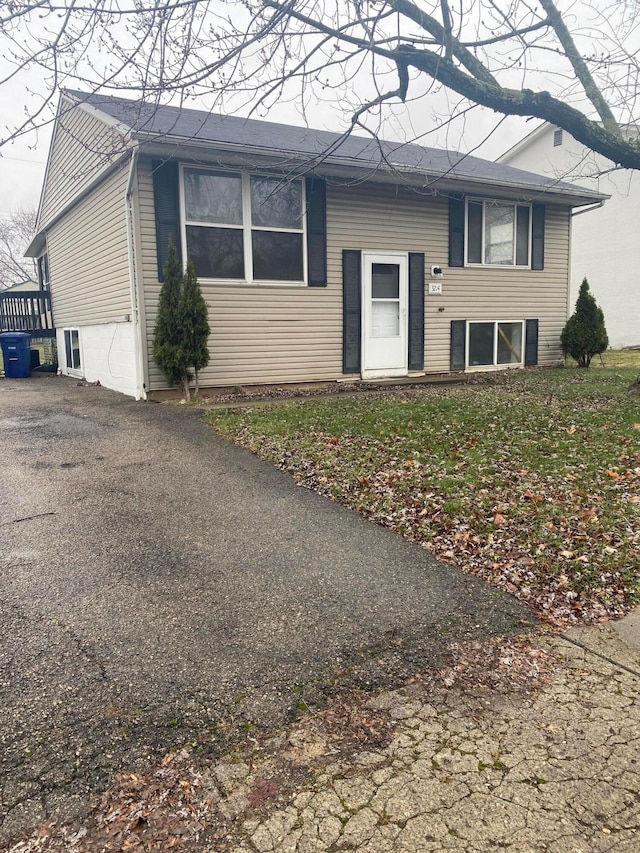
64, 329, 81, 371
37, 253, 50, 290
553, 128, 563, 147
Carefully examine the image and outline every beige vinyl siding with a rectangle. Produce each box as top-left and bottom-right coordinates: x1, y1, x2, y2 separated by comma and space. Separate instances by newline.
138, 157, 343, 390
137, 158, 570, 390
46, 163, 132, 327
329, 184, 569, 372
40, 100, 125, 228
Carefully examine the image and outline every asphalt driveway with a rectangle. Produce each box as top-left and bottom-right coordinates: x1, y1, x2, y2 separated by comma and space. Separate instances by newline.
0, 376, 533, 843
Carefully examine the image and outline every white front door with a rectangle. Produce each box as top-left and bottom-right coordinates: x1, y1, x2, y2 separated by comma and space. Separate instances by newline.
362, 252, 408, 378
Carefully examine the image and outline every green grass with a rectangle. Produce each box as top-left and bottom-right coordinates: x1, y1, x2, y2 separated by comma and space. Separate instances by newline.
208, 357, 640, 623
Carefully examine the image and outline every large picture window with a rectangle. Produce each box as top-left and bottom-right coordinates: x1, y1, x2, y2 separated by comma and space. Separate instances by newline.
466, 199, 531, 266
182, 168, 304, 283
467, 321, 524, 368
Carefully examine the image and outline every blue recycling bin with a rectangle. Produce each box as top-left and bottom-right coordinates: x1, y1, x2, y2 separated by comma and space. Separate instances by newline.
0, 332, 32, 378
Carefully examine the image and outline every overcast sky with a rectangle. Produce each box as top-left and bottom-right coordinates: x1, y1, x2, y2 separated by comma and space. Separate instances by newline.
0, 0, 551, 219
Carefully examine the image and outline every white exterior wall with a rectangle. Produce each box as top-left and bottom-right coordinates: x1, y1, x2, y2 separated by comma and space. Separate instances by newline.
501, 126, 640, 349
57, 321, 140, 397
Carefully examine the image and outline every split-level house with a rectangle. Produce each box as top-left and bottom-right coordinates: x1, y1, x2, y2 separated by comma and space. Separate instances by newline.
499, 122, 638, 349
26, 91, 605, 399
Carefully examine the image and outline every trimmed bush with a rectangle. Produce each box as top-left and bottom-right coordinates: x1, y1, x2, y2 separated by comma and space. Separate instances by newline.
180, 259, 210, 396
561, 278, 608, 367
152, 239, 190, 390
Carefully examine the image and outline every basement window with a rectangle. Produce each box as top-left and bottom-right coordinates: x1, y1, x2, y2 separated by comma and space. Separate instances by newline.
64, 329, 81, 371
467, 321, 524, 368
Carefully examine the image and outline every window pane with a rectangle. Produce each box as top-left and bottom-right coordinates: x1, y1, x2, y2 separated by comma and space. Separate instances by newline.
71, 330, 80, 369
467, 201, 483, 264
184, 169, 242, 224
516, 206, 530, 266
497, 322, 523, 364
252, 231, 304, 281
186, 225, 244, 279
38, 254, 49, 290
371, 263, 399, 298
469, 322, 495, 365
64, 330, 72, 368
250, 176, 302, 229
485, 204, 514, 265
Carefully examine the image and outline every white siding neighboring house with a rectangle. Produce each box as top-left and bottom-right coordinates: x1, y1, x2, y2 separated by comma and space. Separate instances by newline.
499, 123, 639, 349
2, 279, 38, 293
26, 92, 605, 399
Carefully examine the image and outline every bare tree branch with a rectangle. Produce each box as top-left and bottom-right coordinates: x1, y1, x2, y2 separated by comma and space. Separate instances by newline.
2, 0, 640, 176
0, 209, 37, 289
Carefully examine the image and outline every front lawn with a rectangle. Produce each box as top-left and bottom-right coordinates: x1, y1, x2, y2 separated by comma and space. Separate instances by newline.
207, 356, 640, 625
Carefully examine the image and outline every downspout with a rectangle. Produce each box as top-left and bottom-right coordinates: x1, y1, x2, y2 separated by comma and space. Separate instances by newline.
125, 146, 145, 400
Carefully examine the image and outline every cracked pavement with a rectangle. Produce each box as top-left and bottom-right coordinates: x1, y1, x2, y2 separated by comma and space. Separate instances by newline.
0, 376, 532, 847
212, 625, 640, 852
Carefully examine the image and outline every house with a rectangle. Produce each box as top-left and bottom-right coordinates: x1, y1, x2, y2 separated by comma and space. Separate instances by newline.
26, 91, 605, 399
499, 122, 639, 350
2, 278, 38, 293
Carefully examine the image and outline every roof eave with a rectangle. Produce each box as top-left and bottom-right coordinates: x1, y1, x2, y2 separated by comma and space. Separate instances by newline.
134, 132, 606, 206
25, 232, 46, 258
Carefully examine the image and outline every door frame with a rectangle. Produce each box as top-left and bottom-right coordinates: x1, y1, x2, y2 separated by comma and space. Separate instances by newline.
361, 250, 409, 379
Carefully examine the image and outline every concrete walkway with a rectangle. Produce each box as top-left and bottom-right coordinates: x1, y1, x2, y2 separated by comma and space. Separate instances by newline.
210, 618, 639, 852
0, 376, 531, 845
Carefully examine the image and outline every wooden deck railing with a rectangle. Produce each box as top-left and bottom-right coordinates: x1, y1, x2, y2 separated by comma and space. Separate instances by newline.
0, 290, 55, 337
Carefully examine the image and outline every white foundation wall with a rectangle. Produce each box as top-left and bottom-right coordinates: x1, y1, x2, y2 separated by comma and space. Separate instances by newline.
57, 322, 141, 398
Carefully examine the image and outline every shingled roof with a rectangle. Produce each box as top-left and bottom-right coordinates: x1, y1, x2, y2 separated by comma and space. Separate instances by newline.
65, 89, 606, 205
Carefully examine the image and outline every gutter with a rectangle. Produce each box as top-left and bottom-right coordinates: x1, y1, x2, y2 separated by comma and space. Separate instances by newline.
571, 199, 606, 217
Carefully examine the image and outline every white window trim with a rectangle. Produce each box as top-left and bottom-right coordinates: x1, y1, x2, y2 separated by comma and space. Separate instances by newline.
466, 320, 525, 371
464, 198, 532, 269
63, 328, 82, 376
179, 165, 307, 286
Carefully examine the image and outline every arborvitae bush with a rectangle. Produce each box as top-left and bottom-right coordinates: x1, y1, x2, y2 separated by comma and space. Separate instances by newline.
180, 259, 210, 396
561, 278, 608, 367
152, 240, 190, 393
153, 243, 211, 400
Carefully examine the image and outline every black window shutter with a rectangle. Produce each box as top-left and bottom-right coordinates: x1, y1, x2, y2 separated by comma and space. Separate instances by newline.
449, 195, 465, 267
525, 318, 539, 366
408, 252, 425, 371
152, 160, 182, 281
450, 320, 466, 371
306, 176, 327, 286
531, 204, 545, 270
342, 250, 362, 373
